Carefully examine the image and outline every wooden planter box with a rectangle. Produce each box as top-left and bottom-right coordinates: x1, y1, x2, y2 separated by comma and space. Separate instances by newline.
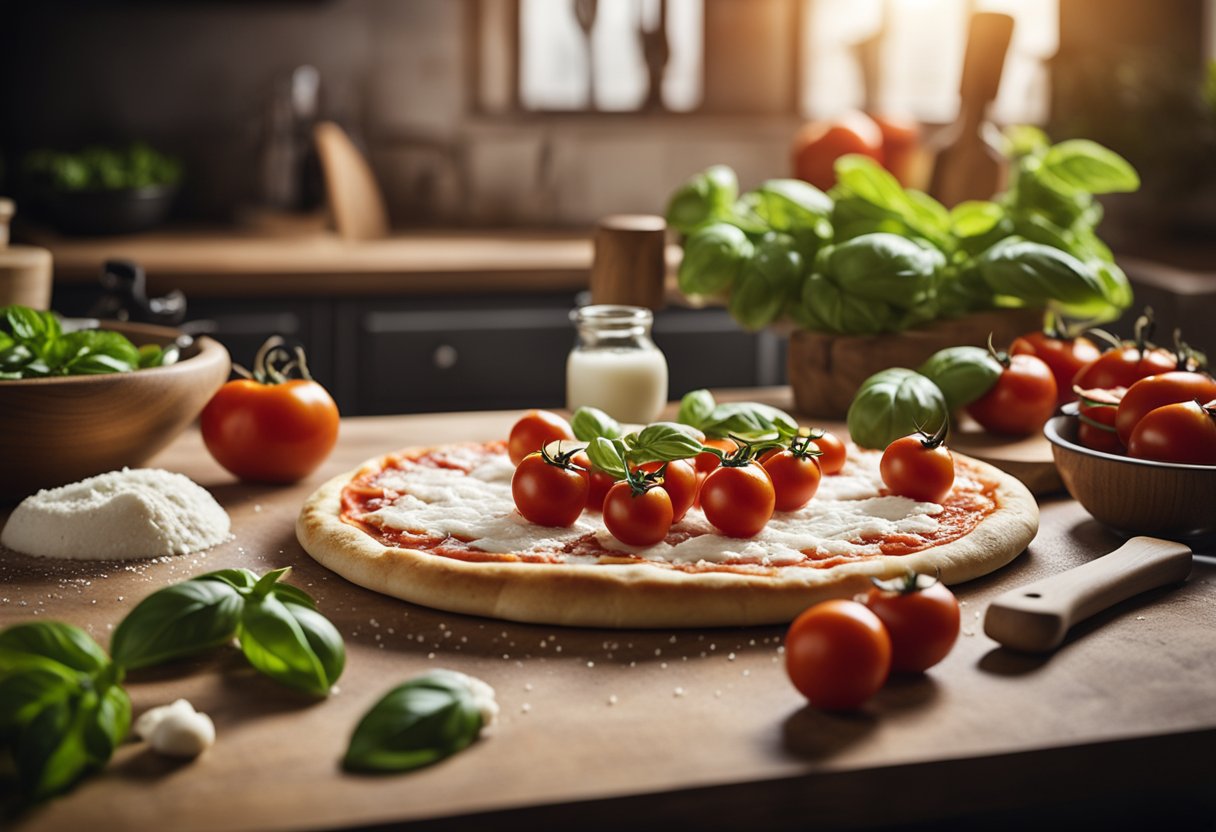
787, 307, 1045, 419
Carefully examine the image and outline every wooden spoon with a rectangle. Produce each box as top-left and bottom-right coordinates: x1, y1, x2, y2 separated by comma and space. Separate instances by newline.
983, 536, 1193, 653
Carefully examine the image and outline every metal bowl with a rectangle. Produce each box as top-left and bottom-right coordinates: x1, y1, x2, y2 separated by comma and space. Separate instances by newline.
1044, 408, 1216, 543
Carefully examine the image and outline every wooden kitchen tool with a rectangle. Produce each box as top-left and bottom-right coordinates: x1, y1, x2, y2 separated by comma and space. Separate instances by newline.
984, 536, 1193, 653
928, 12, 1013, 207
314, 120, 390, 241
590, 214, 667, 310
0, 198, 53, 310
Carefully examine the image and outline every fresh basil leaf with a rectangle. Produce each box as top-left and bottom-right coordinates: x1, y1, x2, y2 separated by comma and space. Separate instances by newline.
238, 594, 343, 696
846, 368, 949, 450
800, 270, 898, 334
676, 389, 715, 430
80, 683, 131, 764
14, 692, 90, 799
63, 352, 138, 375
665, 165, 739, 235
343, 671, 484, 774
110, 579, 244, 670
137, 343, 164, 368
626, 423, 705, 463
728, 233, 803, 331
1043, 139, 1140, 195
0, 622, 109, 675
747, 179, 833, 236
950, 201, 1005, 238
196, 568, 260, 591
1003, 124, 1050, 158
918, 346, 1002, 410
570, 407, 622, 442
268, 582, 320, 611
2, 306, 59, 343
677, 222, 753, 297
820, 233, 944, 312
698, 401, 797, 440
0, 667, 79, 739
978, 239, 1122, 321
585, 437, 628, 480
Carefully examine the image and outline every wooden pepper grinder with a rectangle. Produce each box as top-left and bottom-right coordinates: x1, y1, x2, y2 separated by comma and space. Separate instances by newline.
928, 12, 1014, 207
0, 199, 53, 309
590, 214, 667, 310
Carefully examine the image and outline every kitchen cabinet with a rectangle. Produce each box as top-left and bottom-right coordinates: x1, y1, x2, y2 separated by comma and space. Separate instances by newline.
51, 284, 786, 415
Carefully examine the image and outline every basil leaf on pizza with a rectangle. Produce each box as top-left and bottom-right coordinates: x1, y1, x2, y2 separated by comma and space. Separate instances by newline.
343, 670, 489, 774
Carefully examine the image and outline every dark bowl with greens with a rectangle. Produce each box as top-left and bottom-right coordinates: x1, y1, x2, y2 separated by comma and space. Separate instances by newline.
0, 315, 230, 500
22, 144, 182, 236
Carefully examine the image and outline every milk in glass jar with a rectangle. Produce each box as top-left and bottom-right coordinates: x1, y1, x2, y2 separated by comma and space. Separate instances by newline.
566, 305, 668, 424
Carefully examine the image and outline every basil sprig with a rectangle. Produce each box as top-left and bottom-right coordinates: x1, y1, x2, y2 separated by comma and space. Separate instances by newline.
0, 622, 130, 801
344, 671, 487, 774
111, 567, 344, 696
0, 305, 179, 380
676, 388, 799, 440
584, 422, 705, 480
570, 406, 621, 441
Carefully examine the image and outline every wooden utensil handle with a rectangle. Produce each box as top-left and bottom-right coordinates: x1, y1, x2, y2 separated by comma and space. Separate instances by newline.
983, 536, 1193, 653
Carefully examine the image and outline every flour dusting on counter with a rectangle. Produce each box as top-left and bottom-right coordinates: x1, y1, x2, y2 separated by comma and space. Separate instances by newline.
0, 469, 230, 561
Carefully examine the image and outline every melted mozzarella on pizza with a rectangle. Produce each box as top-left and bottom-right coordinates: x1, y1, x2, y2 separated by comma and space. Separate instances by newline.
361, 445, 953, 567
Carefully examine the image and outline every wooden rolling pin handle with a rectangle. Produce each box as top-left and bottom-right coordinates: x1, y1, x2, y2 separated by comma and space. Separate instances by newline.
590, 214, 667, 310
983, 536, 1193, 654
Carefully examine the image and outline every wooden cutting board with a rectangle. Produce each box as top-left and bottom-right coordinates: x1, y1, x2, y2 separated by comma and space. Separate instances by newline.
2, 405, 1213, 831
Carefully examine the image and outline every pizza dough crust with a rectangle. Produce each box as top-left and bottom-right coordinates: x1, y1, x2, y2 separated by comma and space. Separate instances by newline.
296, 448, 1038, 628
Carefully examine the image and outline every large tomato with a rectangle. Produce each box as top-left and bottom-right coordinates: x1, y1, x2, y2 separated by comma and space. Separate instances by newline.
966, 353, 1058, 436
700, 462, 776, 538
508, 410, 573, 466
785, 600, 892, 710
1126, 401, 1216, 465
511, 450, 589, 527
791, 111, 884, 191
864, 574, 960, 673
763, 445, 823, 512
201, 378, 339, 484
1010, 331, 1101, 406
1073, 346, 1177, 391
880, 434, 955, 503
602, 481, 673, 547
1075, 390, 1124, 454
809, 430, 847, 475
1114, 372, 1216, 447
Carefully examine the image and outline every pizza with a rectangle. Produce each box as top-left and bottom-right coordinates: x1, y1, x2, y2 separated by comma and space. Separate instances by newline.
296, 439, 1038, 628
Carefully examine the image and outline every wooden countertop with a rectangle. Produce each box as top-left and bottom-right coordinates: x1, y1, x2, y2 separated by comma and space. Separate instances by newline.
2, 397, 1215, 830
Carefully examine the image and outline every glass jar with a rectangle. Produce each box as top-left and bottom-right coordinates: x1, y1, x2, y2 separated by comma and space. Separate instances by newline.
566, 305, 668, 424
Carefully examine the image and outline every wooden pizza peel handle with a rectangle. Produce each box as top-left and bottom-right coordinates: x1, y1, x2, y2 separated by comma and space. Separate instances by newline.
983, 536, 1193, 653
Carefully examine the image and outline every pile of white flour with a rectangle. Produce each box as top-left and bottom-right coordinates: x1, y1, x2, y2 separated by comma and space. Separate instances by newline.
1, 469, 230, 561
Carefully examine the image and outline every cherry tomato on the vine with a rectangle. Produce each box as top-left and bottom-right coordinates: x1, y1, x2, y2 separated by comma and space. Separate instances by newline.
201, 338, 339, 484
785, 600, 892, 710
700, 462, 775, 538
694, 438, 737, 474
763, 439, 823, 512
880, 430, 955, 504
638, 459, 698, 523
966, 353, 1057, 436
602, 481, 673, 547
864, 573, 960, 673
573, 451, 618, 512
511, 449, 589, 527
1010, 331, 1101, 406
1073, 345, 1177, 391
508, 410, 574, 466
809, 431, 847, 475
1126, 400, 1216, 465
1114, 372, 1216, 447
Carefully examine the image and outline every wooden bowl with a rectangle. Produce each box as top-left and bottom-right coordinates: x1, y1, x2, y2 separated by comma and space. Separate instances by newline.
1044, 410, 1216, 543
0, 321, 230, 501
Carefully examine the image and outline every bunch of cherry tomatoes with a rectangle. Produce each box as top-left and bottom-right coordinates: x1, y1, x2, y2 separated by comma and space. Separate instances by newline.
1011, 315, 1216, 464
507, 409, 848, 547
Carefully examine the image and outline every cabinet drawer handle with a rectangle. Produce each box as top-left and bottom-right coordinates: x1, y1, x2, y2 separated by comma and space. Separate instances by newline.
433, 344, 459, 370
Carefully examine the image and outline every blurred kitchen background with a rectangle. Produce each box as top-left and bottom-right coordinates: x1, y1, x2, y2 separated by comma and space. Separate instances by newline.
1, 0, 1214, 414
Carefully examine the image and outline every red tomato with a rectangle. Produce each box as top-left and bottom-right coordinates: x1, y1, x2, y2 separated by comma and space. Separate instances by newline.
573, 451, 618, 512
511, 451, 589, 527
508, 410, 573, 466
791, 111, 884, 192
966, 353, 1058, 436
763, 451, 822, 512
870, 113, 920, 185
1126, 401, 1216, 465
1073, 346, 1178, 391
864, 576, 960, 673
694, 438, 737, 475
785, 600, 892, 710
809, 431, 847, 475
639, 459, 698, 523
1076, 402, 1123, 454
1114, 372, 1216, 447
201, 378, 339, 484
1010, 331, 1102, 406
602, 481, 673, 547
880, 435, 955, 503
700, 463, 776, 538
